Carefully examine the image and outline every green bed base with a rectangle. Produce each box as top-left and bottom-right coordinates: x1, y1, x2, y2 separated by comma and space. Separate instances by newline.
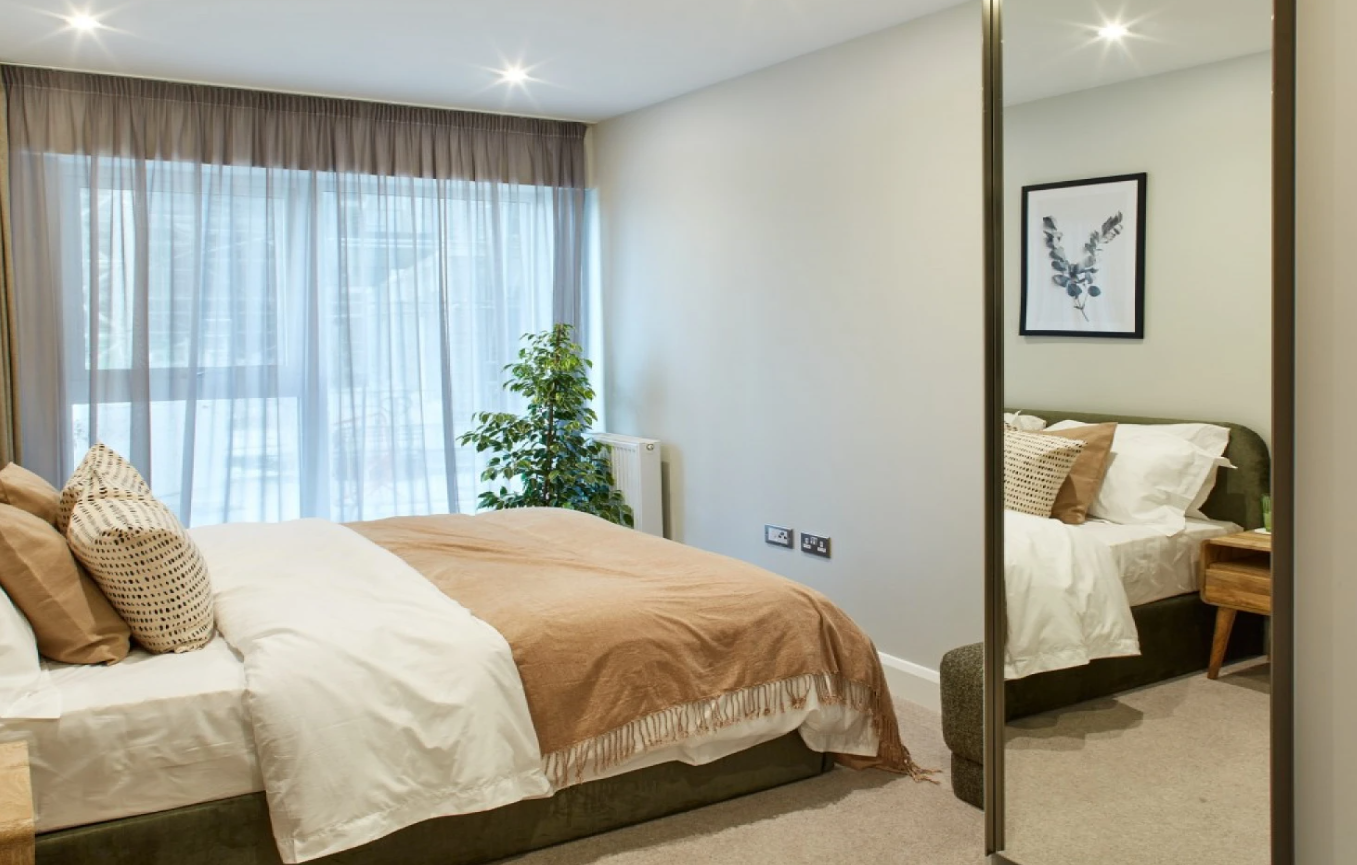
939, 409, 1273, 808
36, 734, 831, 865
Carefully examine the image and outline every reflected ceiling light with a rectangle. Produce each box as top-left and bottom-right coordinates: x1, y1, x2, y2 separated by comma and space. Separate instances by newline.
1097, 23, 1130, 40
66, 12, 102, 31
498, 66, 530, 85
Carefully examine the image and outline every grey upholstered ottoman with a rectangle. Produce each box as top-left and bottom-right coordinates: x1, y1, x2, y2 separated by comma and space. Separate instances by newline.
939, 644, 985, 808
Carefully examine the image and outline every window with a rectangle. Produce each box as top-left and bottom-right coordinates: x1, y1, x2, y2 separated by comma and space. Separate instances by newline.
54, 156, 561, 525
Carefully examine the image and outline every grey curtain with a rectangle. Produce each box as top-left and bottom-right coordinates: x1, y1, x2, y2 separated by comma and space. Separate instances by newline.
3, 65, 588, 523
0, 73, 19, 466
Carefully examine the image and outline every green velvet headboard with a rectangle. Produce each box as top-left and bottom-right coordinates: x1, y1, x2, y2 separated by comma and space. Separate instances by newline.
1008, 409, 1271, 530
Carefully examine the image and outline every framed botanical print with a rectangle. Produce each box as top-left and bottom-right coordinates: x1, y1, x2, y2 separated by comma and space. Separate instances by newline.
1020, 173, 1147, 338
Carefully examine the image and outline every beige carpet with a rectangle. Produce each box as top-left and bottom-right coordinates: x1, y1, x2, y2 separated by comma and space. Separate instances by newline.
500, 661, 1268, 865
502, 699, 986, 865
1005, 659, 1271, 865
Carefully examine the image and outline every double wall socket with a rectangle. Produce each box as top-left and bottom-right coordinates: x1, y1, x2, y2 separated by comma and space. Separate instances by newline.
766, 525, 832, 559
800, 532, 831, 559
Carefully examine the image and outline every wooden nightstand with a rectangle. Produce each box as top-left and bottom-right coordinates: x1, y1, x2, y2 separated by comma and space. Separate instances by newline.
0, 742, 33, 865
1200, 530, 1272, 680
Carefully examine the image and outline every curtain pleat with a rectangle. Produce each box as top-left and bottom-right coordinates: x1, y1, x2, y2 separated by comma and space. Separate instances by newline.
0, 73, 18, 466
2, 65, 588, 524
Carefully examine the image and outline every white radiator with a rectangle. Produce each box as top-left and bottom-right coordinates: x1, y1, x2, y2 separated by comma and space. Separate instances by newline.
593, 433, 664, 536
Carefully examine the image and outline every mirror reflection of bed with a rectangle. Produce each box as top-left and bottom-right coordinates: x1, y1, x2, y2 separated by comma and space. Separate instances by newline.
1000, 411, 1271, 864
995, 1, 1275, 863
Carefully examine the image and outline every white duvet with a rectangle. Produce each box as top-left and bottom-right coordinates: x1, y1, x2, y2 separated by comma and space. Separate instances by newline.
1004, 511, 1140, 680
191, 520, 552, 864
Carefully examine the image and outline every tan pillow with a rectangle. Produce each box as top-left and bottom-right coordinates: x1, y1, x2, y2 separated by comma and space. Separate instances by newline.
0, 464, 61, 527
1041, 423, 1118, 525
0, 503, 130, 664
1003, 429, 1085, 518
57, 445, 152, 534
66, 484, 214, 655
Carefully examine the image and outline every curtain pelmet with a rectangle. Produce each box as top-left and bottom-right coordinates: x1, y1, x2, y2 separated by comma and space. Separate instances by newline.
1, 66, 587, 187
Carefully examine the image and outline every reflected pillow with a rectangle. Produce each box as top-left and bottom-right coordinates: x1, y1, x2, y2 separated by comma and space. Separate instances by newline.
1039, 423, 1117, 525
1003, 412, 1048, 432
1116, 424, 1234, 519
1149, 424, 1235, 519
1047, 421, 1230, 535
1003, 429, 1085, 518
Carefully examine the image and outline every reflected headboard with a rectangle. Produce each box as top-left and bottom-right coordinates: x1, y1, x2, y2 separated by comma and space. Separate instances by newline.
1007, 409, 1271, 530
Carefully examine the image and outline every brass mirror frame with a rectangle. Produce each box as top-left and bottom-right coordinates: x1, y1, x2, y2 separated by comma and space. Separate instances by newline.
979, 1, 1297, 862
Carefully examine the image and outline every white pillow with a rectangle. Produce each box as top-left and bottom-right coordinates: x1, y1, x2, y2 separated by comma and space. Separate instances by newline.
1004, 412, 1048, 432
0, 585, 62, 719
1187, 458, 1235, 520
1130, 423, 1235, 519
1049, 421, 1235, 499
1046, 421, 1228, 535
1137, 422, 1231, 458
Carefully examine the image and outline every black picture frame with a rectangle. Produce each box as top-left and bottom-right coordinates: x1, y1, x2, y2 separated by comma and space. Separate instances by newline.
1019, 172, 1148, 338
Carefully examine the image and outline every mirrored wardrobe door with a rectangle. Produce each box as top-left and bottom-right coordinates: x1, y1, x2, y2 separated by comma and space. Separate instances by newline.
983, 0, 1296, 863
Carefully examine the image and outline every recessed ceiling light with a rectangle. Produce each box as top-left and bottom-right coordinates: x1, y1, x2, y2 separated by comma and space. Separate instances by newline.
1097, 23, 1130, 41
66, 12, 101, 31
499, 66, 530, 86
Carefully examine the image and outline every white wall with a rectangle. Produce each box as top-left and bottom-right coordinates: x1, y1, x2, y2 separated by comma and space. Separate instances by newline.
1296, 0, 1357, 860
1004, 54, 1273, 439
593, 3, 983, 674
592, 0, 1357, 852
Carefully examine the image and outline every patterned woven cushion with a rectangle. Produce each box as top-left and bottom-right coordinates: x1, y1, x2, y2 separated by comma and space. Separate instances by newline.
1003, 429, 1085, 518
57, 444, 152, 535
65, 464, 214, 654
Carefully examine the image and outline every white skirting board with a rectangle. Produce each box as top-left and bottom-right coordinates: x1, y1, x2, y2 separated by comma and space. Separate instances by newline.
877, 652, 941, 713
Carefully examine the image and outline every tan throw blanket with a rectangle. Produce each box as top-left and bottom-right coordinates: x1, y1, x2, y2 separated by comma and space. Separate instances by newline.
349, 508, 928, 786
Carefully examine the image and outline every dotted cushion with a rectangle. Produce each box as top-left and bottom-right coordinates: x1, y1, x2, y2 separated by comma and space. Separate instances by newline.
65, 477, 214, 654
57, 444, 152, 535
1003, 429, 1085, 518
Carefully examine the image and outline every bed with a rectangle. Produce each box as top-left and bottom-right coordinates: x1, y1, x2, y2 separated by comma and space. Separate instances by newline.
941, 410, 1270, 808
4, 507, 919, 865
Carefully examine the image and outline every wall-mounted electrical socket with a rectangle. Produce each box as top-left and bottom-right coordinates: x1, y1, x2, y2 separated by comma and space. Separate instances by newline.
764, 525, 794, 549
800, 532, 831, 559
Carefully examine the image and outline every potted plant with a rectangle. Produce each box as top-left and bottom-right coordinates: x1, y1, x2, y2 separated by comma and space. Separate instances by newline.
459, 325, 634, 527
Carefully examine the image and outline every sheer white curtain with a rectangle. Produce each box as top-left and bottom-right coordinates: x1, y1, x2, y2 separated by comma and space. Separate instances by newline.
4, 67, 587, 525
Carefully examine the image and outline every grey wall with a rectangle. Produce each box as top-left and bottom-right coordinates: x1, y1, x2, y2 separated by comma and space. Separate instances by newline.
1296, 0, 1357, 859
593, 3, 984, 668
1004, 53, 1273, 440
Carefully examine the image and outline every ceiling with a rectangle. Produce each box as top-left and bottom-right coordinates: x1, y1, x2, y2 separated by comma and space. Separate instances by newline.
1003, 0, 1273, 105
0, 0, 964, 122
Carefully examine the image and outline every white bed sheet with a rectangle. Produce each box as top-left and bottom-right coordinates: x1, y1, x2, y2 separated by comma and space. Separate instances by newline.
0, 636, 261, 832
1, 643, 874, 835
1076, 517, 1239, 606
